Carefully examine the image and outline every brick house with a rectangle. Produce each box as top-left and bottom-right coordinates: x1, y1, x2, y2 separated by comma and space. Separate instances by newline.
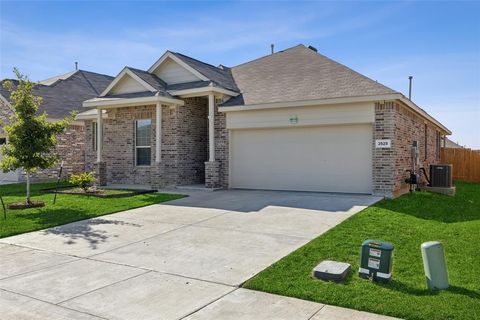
78, 44, 450, 198
0, 70, 113, 183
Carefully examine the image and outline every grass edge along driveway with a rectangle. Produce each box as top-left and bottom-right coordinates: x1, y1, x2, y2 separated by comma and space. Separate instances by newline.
0, 182, 184, 239
243, 181, 480, 320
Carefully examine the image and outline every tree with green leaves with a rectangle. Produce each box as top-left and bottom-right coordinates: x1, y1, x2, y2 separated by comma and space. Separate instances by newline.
1, 69, 74, 205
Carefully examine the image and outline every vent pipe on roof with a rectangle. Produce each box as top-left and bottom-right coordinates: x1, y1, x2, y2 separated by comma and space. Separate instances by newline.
408, 76, 413, 100
75, 62, 78, 70
271, 44, 274, 55
308, 45, 318, 52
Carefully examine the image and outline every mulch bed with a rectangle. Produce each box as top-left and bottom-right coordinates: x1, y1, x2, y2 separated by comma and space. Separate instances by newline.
7, 201, 46, 210
40, 187, 155, 198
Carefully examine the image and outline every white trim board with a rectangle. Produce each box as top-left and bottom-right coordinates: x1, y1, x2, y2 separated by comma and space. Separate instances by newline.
100, 68, 157, 97
148, 51, 209, 82
168, 86, 239, 98
83, 95, 184, 109
219, 93, 451, 135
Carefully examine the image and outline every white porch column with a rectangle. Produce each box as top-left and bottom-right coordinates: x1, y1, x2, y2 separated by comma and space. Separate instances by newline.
208, 93, 215, 162
155, 102, 162, 163
96, 108, 103, 162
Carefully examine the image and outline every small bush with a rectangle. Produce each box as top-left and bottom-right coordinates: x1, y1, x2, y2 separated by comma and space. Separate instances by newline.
69, 172, 96, 192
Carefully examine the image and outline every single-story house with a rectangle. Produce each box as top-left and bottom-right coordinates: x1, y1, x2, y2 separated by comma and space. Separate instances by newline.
78, 44, 451, 197
443, 137, 464, 149
0, 69, 113, 183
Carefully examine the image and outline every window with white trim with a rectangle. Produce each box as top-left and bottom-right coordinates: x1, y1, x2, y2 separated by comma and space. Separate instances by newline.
135, 119, 151, 166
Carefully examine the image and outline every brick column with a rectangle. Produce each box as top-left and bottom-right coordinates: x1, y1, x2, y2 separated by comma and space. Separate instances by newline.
94, 161, 107, 186
205, 161, 220, 189
151, 162, 165, 190
372, 102, 396, 198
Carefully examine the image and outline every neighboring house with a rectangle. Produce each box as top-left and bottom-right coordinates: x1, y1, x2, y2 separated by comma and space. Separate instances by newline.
0, 70, 113, 183
78, 44, 450, 197
443, 137, 464, 149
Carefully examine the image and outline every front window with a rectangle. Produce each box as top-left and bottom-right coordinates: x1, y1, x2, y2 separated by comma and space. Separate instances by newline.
135, 119, 151, 166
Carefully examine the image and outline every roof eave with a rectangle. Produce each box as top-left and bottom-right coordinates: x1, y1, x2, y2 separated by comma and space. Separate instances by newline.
219, 93, 451, 135
168, 85, 239, 98
82, 95, 184, 109
219, 94, 401, 111
398, 95, 451, 135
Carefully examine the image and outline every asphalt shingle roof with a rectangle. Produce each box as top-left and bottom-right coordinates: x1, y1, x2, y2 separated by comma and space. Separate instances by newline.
223, 44, 398, 106
126, 67, 172, 97
0, 70, 113, 118
166, 80, 212, 91
170, 52, 239, 92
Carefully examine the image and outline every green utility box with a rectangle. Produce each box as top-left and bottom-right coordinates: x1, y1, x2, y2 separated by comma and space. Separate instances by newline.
359, 240, 394, 282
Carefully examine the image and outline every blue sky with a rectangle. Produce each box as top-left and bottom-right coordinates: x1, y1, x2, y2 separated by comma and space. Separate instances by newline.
1, 1, 479, 148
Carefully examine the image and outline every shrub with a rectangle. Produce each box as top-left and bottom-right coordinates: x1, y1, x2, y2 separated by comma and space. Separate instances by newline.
69, 172, 96, 192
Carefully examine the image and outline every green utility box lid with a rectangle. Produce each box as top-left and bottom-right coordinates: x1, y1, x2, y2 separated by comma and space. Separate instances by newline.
359, 239, 394, 283
362, 240, 394, 251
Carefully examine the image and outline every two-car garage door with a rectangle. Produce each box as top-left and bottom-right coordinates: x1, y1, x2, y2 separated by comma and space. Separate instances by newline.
230, 124, 373, 194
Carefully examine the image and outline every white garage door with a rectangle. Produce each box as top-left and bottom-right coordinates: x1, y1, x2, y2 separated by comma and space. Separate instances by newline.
230, 124, 372, 194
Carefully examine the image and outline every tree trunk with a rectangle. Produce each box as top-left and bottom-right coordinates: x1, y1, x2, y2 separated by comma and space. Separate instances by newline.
26, 171, 31, 204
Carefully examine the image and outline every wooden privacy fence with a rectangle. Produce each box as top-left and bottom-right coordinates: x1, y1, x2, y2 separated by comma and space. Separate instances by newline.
441, 148, 480, 183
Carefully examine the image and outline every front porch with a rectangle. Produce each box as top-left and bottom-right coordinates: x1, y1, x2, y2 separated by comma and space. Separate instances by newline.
83, 93, 227, 191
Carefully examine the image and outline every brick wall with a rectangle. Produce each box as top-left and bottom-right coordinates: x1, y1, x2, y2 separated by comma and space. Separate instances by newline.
393, 102, 440, 196
213, 99, 229, 188
373, 101, 441, 197
86, 98, 208, 187
372, 102, 396, 197
2, 98, 85, 182
19, 124, 86, 182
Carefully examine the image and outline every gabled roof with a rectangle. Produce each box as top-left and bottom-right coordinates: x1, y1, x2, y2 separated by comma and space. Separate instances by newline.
127, 67, 166, 90
126, 67, 171, 97
100, 67, 175, 98
223, 44, 398, 107
169, 52, 239, 92
0, 70, 113, 119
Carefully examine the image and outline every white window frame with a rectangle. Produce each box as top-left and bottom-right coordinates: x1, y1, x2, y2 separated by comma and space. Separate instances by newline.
135, 119, 152, 167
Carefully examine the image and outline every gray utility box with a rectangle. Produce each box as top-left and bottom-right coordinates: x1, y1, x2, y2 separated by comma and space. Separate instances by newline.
421, 241, 449, 290
313, 260, 351, 282
359, 240, 394, 282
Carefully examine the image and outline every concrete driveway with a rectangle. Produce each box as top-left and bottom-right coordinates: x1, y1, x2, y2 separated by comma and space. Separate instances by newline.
0, 189, 394, 320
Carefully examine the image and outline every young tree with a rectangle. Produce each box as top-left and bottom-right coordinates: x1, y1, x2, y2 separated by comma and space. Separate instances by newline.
0, 69, 74, 204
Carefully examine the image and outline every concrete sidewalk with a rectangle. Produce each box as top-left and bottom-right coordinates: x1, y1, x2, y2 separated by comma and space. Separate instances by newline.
0, 189, 397, 319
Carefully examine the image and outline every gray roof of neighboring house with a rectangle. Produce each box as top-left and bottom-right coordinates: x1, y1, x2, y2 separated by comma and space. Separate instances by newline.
0, 70, 113, 118
444, 137, 464, 149
222, 44, 398, 106
170, 52, 239, 92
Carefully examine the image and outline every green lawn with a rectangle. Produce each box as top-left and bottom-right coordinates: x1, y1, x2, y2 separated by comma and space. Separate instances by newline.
0, 182, 184, 239
243, 181, 480, 320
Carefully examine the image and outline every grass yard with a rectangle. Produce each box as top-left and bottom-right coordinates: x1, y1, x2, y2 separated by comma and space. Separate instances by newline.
243, 181, 480, 320
0, 182, 184, 238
